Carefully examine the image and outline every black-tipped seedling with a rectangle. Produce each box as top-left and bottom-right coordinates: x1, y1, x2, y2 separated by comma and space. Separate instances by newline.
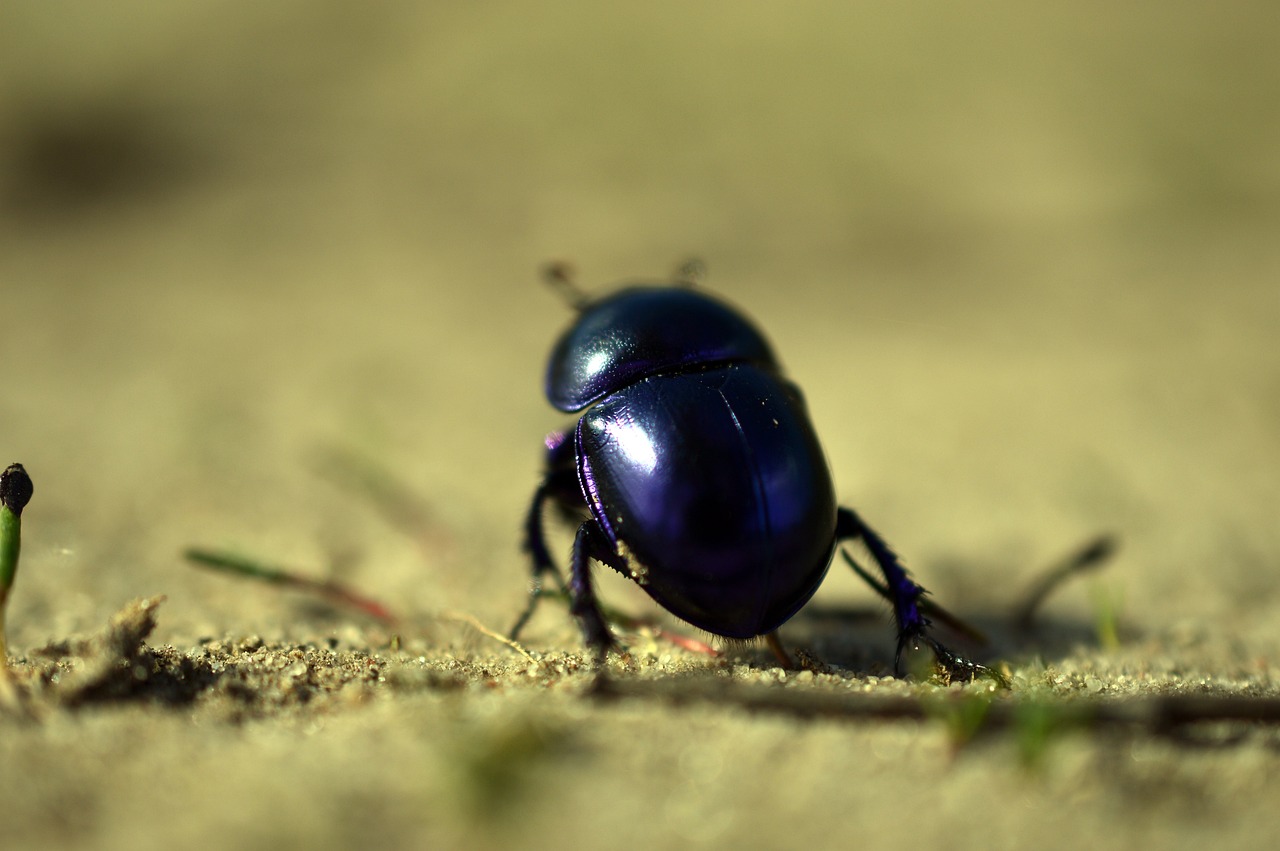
0, 463, 34, 668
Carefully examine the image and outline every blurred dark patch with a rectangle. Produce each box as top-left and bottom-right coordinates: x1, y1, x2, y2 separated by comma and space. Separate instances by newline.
1, 98, 200, 220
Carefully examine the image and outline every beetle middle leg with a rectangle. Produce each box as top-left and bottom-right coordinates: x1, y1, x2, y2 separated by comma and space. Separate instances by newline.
515, 494, 624, 659
567, 520, 626, 660
836, 507, 989, 682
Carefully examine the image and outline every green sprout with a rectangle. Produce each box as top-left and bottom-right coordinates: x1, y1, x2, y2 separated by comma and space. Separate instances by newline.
1090, 581, 1123, 651
926, 690, 994, 752
183, 547, 399, 626
1014, 698, 1082, 770
0, 463, 34, 669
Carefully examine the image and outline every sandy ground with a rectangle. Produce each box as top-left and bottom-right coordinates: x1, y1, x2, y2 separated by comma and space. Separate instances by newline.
1, 3, 1279, 849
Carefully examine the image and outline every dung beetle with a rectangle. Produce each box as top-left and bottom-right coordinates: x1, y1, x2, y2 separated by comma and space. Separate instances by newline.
511, 264, 988, 680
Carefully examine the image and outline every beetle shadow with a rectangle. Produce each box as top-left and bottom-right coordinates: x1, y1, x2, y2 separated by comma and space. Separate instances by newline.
761, 533, 1127, 676
779, 605, 1116, 676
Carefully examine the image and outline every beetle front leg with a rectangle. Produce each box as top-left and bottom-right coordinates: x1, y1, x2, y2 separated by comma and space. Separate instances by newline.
510, 480, 565, 640
510, 432, 582, 641
836, 507, 988, 682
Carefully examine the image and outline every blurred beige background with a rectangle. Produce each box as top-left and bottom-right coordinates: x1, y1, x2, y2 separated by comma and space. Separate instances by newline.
1, 3, 1278, 849
3, 0, 1276, 642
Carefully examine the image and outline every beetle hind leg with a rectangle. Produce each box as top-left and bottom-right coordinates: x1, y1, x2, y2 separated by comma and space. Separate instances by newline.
836, 507, 992, 683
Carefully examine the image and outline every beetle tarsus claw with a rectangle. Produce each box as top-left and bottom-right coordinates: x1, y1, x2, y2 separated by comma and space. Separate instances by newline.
895, 630, 997, 685
585, 636, 623, 667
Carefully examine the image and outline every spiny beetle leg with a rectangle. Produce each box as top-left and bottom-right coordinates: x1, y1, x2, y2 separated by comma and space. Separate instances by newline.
836, 507, 928, 637
569, 520, 624, 661
510, 481, 559, 640
510, 434, 581, 641
836, 507, 989, 683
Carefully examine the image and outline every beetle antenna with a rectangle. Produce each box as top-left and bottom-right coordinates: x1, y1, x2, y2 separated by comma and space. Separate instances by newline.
673, 257, 706, 288
541, 261, 591, 311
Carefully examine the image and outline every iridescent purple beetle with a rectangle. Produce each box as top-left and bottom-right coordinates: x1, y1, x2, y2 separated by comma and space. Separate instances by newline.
512, 265, 987, 680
